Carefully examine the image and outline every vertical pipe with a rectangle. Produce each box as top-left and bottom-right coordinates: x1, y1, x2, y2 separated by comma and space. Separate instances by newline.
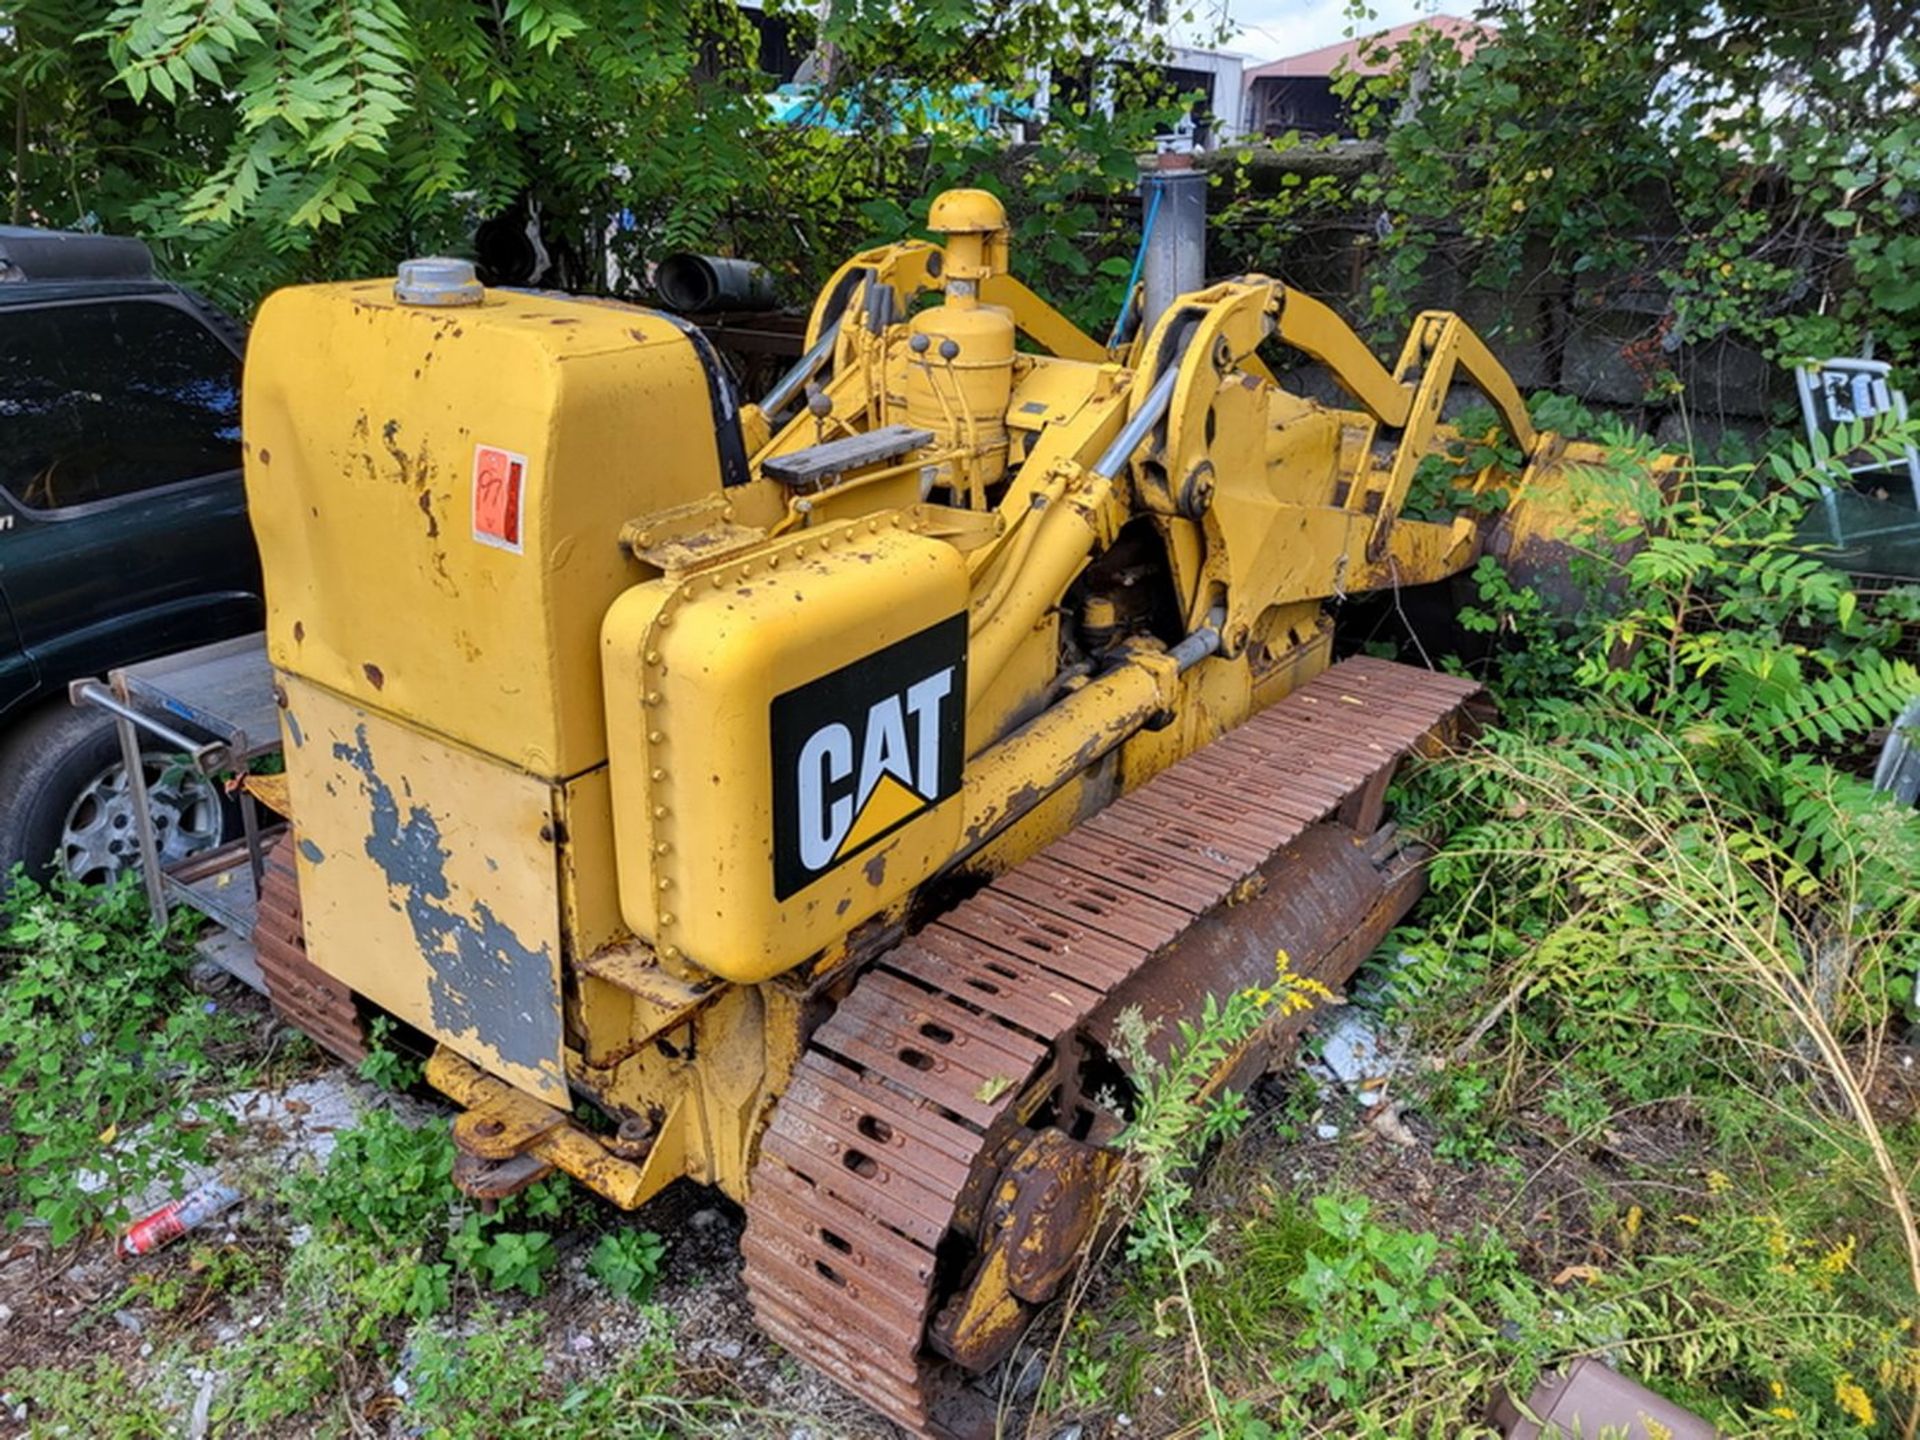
1139, 162, 1207, 339
113, 712, 168, 928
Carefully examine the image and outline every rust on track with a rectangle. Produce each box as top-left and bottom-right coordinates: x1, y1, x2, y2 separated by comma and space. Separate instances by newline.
256, 832, 368, 1064
741, 656, 1487, 1437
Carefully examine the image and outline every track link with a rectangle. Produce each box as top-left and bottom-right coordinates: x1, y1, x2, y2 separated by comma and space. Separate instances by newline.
742, 657, 1486, 1436
255, 831, 368, 1064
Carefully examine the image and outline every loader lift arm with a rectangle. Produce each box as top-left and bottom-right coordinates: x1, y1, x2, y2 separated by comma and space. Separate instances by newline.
1140, 279, 1543, 540
821, 267, 1562, 720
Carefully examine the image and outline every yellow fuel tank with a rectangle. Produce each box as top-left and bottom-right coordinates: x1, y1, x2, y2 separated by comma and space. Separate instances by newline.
245, 279, 745, 779
601, 515, 969, 983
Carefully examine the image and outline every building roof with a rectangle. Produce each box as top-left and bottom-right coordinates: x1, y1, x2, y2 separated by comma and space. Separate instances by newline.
1244, 15, 1486, 82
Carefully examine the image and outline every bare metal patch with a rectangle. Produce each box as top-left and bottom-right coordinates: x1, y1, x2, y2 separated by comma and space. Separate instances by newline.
333, 725, 561, 1082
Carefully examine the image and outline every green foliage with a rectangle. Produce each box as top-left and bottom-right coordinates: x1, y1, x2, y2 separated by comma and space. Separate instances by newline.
1277, 1195, 1464, 1412
294, 1105, 576, 1300
215, 1229, 448, 1430
963, 393, 1914, 1440
1582, 419, 1920, 747
1453, 413, 1920, 753
1169, 1191, 1516, 1437
1337, 0, 1920, 376
845, 94, 1181, 336
1212, 140, 1349, 283
1113, 984, 1276, 1275
402, 1307, 550, 1440
115, 1238, 264, 1315
294, 1105, 457, 1246
1211, 1175, 1917, 1437
7, 1266, 696, 1437
1400, 401, 1522, 524
3, 0, 1192, 318
1062, 1338, 1113, 1409
1364, 407, 1920, 1431
357, 1013, 422, 1092
0, 871, 253, 1243
1454, 555, 1585, 706
1, 1354, 173, 1438
1501, 1173, 1918, 1436
1421, 1064, 1504, 1164
449, 1221, 557, 1296
401, 1303, 694, 1439
1189, 1196, 1320, 1364
587, 1227, 668, 1303
93, 0, 411, 229
199, 1231, 681, 1436
1105, 960, 1336, 1434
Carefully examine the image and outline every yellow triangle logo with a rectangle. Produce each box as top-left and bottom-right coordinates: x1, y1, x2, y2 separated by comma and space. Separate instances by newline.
835, 772, 926, 861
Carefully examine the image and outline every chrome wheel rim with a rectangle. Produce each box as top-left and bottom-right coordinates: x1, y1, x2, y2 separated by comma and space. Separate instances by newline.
60, 754, 225, 885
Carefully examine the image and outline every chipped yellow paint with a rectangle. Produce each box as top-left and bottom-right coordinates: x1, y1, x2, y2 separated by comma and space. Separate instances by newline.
245, 281, 732, 778
278, 675, 568, 1102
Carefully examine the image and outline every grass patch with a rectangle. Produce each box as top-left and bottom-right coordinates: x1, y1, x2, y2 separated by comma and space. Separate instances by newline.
0, 872, 260, 1243
1190, 1191, 1318, 1366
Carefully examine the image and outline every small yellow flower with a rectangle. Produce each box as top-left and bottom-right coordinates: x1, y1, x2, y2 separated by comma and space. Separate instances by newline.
1770, 1380, 1785, 1400
1834, 1373, 1875, 1427
1769, 1406, 1797, 1420
1540, 166, 1554, 179
1706, 1169, 1731, 1194
1269, 951, 1335, 1017
1878, 1346, 1920, 1392
1510, 199, 1526, 213
1818, 1235, 1857, 1275
1623, 1204, 1642, 1240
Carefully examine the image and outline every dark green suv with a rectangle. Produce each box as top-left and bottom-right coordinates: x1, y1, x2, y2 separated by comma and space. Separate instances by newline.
0, 227, 262, 884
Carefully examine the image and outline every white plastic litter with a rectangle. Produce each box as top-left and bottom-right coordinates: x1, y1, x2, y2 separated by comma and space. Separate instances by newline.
1305, 1008, 1400, 1105
77, 1072, 443, 1220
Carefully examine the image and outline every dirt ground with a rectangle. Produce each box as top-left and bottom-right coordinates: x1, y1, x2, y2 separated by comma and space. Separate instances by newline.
1, 1209, 891, 1438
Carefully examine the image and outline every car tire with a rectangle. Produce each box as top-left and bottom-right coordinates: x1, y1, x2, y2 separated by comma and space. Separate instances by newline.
0, 701, 232, 889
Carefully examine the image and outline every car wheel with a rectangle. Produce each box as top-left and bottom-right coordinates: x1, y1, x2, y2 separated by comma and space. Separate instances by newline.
0, 702, 231, 888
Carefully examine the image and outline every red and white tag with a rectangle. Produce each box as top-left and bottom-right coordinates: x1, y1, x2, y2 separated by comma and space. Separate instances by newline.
472, 444, 527, 553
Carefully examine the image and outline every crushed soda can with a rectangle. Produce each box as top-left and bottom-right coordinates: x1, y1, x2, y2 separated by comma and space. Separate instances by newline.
118, 1181, 243, 1258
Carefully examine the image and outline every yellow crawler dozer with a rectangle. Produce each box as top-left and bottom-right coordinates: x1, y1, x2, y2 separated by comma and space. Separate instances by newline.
242, 184, 1648, 1436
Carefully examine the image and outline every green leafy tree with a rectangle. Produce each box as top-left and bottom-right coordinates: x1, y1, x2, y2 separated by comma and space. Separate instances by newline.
1334, 0, 1920, 377
3, 0, 1198, 317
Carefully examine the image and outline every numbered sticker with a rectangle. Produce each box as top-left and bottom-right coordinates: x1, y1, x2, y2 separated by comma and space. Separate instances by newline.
472, 444, 527, 553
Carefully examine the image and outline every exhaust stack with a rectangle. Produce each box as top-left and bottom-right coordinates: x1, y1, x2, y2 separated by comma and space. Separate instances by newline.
1139, 158, 1206, 338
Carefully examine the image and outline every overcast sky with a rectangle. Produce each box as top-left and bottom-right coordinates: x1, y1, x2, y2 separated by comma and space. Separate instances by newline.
1212, 0, 1447, 63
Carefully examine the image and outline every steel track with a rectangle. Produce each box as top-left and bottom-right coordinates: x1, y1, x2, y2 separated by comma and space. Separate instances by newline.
741, 657, 1486, 1436
255, 832, 368, 1064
